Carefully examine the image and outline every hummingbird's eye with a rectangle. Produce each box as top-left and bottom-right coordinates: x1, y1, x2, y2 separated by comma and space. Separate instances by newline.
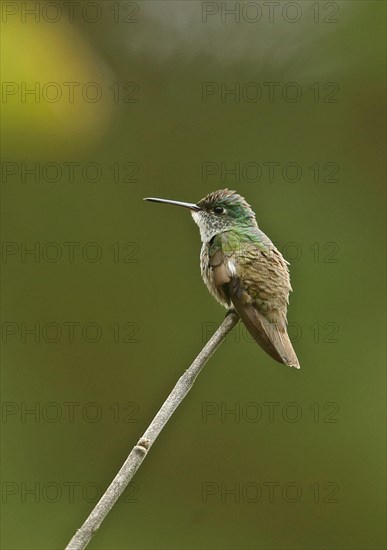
213, 206, 224, 215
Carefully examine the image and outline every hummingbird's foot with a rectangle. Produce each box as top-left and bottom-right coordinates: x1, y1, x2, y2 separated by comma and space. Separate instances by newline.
225, 308, 237, 318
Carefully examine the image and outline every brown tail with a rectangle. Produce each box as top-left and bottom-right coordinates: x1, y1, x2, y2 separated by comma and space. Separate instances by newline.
230, 300, 300, 369
265, 319, 300, 369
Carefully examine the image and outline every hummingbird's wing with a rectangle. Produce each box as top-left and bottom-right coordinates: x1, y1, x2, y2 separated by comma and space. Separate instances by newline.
226, 275, 300, 368
209, 230, 300, 369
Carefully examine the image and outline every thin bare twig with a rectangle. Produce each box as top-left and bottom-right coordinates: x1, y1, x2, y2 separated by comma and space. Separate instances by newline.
65, 312, 240, 550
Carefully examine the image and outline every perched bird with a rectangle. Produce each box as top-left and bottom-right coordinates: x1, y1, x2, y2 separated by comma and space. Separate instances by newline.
144, 189, 300, 369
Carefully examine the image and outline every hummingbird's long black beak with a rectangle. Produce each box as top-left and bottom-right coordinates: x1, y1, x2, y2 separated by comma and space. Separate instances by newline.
144, 197, 201, 211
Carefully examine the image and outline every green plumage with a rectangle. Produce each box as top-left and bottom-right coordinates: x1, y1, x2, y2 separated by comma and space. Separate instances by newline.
145, 189, 300, 369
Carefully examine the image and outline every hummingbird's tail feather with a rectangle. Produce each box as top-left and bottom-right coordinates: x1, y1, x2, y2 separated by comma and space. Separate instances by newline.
227, 279, 300, 369
267, 321, 300, 369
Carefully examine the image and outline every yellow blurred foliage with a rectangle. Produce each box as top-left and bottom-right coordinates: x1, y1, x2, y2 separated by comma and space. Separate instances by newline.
1, 19, 115, 156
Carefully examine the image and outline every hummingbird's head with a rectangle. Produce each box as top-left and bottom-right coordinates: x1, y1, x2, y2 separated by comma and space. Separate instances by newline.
144, 189, 257, 242
192, 189, 257, 241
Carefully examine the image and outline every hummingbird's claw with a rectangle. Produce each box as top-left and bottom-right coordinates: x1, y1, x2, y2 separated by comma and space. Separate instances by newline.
225, 308, 238, 318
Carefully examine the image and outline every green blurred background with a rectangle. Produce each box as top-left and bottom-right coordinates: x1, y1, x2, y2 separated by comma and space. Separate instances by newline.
1, 1, 386, 549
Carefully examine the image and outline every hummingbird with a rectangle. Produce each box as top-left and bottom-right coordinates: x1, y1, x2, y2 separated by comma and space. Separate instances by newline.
144, 189, 300, 369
